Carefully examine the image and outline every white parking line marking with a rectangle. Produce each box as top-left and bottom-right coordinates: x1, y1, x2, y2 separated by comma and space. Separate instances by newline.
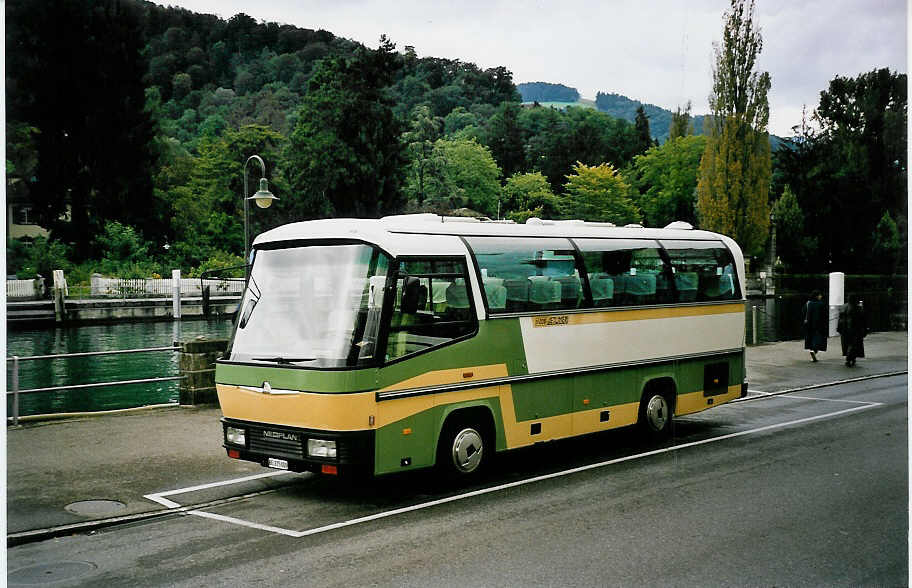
190, 510, 304, 537
143, 470, 295, 508
147, 399, 882, 538
746, 390, 885, 405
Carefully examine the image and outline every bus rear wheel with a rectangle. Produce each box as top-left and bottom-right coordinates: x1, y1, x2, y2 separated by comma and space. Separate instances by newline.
437, 419, 488, 479
638, 389, 673, 439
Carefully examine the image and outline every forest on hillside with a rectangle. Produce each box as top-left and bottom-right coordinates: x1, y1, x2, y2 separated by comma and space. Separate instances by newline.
5, 0, 907, 283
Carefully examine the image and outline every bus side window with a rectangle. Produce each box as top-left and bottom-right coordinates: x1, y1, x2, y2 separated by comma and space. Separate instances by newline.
386, 258, 477, 362
464, 236, 579, 313
575, 239, 666, 307
659, 240, 741, 302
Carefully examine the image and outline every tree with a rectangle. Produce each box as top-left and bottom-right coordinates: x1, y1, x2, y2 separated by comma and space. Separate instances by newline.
812, 68, 907, 270
696, 0, 772, 255
559, 162, 641, 224
402, 105, 444, 204
168, 125, 288, 267
772, 70, 907, 272
669, 101, 693, 140
485, 102, 526, 178
7, 0, 157, 258
286, 36, 407, 218
501, 172, 559, 220
633, 105, 654, 154
410, 138, 502, 216
769, 185, 815, 271
523, 107, 639, 194
872, 211, 903, 275
628, 135, 706, 227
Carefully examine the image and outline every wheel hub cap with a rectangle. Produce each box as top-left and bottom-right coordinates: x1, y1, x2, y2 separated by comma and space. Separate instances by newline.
452, 428, 483, 473
646, 395, 668, 431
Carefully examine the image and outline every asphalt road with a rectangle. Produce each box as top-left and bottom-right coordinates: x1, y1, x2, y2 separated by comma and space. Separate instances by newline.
8, 375, 908, 587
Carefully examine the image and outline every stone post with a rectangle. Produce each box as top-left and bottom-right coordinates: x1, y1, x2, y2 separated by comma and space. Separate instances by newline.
52, 269, 67, 323
178, 337, 228, 406
172, 269, 182, 319
828, 272, 845, 337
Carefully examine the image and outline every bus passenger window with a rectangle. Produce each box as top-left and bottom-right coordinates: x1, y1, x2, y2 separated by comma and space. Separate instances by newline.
575, 239, 668, 307
465, 236, 583, 313
386, 258, 477, 362
660, 240, 741, 302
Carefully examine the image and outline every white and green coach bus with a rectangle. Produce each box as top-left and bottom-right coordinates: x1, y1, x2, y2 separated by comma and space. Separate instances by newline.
217, 214, 747, 478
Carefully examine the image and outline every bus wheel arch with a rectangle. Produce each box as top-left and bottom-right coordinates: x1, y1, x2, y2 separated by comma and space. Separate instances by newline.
638, 377, 676, 438
435, 406, 495, 478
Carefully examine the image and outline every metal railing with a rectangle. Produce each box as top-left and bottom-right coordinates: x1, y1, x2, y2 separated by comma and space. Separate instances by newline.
6, 346, 183, 426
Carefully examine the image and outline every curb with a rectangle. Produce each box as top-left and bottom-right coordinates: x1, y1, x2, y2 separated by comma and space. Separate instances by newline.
736, 370, 908, 403
7, 487, 281, 547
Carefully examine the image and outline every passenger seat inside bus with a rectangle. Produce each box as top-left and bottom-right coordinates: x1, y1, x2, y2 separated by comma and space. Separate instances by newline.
553, 275, 582, 307
675, 272, 699, 302
504, 278, 530, 312
444, 279, 472, 320
589, 276, 614, 307
529, 276, 561, 310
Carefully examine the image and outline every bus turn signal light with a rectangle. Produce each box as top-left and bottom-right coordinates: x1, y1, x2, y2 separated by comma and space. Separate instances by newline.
322, 464, 338, 475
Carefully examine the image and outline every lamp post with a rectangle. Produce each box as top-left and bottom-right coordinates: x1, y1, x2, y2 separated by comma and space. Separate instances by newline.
768, 211, 777, 276
243, 155, 278, 282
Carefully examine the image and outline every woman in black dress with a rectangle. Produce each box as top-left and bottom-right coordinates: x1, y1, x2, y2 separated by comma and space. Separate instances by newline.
803, 290, 828, 362
838, 295, 867, 367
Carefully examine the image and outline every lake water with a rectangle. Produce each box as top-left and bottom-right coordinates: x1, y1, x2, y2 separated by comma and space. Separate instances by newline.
7, 319, 235, 417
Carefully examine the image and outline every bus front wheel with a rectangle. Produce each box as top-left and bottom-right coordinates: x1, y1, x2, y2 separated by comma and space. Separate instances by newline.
437, 419, 487, 479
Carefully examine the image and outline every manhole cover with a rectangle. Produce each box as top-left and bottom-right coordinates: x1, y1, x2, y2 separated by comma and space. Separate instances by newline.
64, 500, 126, 516
8, 561, 97, 585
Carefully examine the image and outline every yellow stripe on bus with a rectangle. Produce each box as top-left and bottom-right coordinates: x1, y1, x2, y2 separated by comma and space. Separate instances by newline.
530, 303, 746, 328
377, 363, 509, 393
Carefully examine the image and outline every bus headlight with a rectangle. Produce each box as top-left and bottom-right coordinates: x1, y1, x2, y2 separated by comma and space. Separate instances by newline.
226, 426, 246, 446
307, 439, 337, 459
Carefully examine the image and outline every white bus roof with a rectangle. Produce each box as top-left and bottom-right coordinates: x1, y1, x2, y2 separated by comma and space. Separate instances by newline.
253, 215, 742, 258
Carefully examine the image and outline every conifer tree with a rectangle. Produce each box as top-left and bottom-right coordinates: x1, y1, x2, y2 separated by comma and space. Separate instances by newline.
696, 0, 772, 255
633, 105, 653, 154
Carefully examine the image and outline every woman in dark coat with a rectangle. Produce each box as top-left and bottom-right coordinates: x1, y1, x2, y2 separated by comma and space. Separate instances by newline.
803, 290, 828, 362
838, 295, 867, 367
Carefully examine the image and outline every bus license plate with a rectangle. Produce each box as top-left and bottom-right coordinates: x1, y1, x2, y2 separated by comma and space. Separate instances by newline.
267, 458, 289, 470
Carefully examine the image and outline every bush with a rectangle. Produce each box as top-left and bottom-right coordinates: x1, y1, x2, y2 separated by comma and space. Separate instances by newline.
12, 237, 73, 280
188, 250, 245, 278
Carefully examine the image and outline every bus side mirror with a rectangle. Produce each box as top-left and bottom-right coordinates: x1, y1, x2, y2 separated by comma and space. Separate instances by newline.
401, 276, 421, 314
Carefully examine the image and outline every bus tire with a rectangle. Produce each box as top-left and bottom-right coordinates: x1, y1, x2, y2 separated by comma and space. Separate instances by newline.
437, 417, 489, 480
638, 387, 673, 440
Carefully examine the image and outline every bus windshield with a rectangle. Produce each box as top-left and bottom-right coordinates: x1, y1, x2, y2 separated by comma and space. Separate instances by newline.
228, 243, 391, 368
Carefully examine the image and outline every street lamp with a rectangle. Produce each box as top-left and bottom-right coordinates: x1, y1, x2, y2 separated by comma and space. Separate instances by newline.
768, 211, 777, 275
243, 155, 278, 281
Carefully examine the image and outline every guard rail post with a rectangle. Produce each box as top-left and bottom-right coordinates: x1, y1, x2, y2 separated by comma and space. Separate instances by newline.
178, 337, 228, 406
11, 356, 19, 426
752, 305, 758, 345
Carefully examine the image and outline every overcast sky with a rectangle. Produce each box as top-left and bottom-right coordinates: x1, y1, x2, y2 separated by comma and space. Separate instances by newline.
161, 0, 906, 137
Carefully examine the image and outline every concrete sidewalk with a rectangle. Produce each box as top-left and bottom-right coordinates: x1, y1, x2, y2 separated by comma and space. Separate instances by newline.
6, 331, 908, 541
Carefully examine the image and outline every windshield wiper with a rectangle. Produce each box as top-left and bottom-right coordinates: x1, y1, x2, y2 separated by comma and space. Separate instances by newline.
251, 356, 316, 365
238, 275, 263, 329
